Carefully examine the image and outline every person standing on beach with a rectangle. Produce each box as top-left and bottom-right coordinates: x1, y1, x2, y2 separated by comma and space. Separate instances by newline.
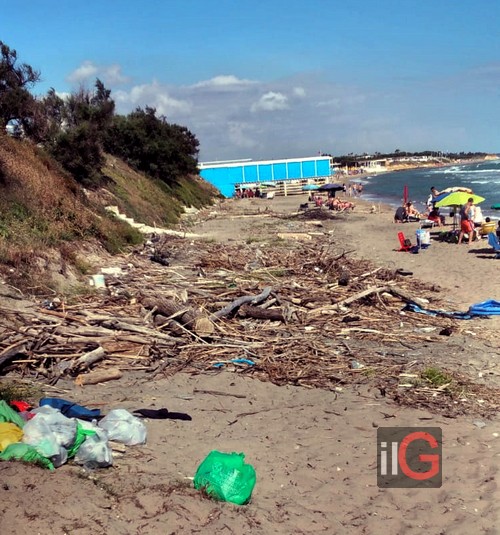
426, 186, 441, 210
458, 198, 475, 245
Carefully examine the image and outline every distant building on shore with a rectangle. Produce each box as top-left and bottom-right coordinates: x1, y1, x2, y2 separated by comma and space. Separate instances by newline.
198, 155, 334, 197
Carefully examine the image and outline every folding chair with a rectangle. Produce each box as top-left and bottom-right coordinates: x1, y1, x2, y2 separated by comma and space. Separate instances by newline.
398, 231, 412, 252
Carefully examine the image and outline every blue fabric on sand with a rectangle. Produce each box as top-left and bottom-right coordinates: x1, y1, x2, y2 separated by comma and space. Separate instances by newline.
40, 398, 101, 420
403, 302, 474, 319
404, 299, 500, 319
468, 300, 500, 316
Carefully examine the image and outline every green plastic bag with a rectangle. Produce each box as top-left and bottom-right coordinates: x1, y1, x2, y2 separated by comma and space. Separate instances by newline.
0, 400, 25, 428
67, 421, 96, 458
0, 443, 54, 470
193, 450, 256, 505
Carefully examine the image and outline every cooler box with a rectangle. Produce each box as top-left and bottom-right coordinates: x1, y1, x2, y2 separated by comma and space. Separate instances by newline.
416, 229, 431, 248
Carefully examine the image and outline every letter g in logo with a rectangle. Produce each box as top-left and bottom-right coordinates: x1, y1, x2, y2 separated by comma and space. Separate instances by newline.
398, 431, 440, 481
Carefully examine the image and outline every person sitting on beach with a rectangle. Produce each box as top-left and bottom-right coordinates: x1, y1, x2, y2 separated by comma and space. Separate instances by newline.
405, 202, 421, 221
427, 207, 445, 227
314, 195, 324, 207
394, 204, 408, 223
328, 197, 355, 211
479, 217, 495, 237
458, 198, 476, 245
341, 199, 355, 211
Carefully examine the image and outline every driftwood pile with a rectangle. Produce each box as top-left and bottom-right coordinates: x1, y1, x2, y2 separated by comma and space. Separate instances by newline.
0, 232, 498, 417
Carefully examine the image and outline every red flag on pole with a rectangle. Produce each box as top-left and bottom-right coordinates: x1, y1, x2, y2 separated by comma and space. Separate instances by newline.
403, 185, 409, 204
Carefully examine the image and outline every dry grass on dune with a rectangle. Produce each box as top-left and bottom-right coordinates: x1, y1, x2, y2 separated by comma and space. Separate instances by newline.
0, 136, 142, 291
0, 136, 96, 233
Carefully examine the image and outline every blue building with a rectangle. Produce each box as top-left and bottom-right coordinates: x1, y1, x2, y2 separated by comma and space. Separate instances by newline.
198, 156, 334, 197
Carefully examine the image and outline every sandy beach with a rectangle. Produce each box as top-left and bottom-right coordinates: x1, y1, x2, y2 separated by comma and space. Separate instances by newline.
1, 193, 499, 535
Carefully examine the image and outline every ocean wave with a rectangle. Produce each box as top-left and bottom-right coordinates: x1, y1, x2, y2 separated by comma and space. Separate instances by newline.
441, 168, 500, 174
364, 159, 499, 219
469, 179, 500, 185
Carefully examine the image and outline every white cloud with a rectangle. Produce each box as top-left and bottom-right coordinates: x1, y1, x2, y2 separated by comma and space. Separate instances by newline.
60, 64, 495, 160
67, 61, 129, 86
102, 64, 129, 85
191, 75, 257, 90
316, 97, 341, 108
293, 86, 306, 97
227, 121, 258, 149
251, 91, 289, 112
55, 91, 71, 101
317, 94, 366, 108
67, 61, 98, 83
115, 81, 192, 116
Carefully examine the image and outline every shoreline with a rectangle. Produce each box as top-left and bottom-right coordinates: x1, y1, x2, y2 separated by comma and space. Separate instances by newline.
340, 160, 500, 220
336, 156, 495, 179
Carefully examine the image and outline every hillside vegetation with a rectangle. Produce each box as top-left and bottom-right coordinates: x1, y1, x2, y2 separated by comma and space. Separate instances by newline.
0, 133, 219, 293
101, 155, 218, 227
0, 40, 221, 294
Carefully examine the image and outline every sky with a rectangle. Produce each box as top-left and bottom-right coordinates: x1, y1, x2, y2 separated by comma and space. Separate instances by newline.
2, 0, 500, 162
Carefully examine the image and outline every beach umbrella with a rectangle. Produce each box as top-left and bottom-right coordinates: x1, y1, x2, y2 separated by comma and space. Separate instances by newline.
434, 191, 485, 231
434, 191, 485, 208
302, 184, 319, 191
317, 183, 344, 192
431, 191, 450, 205
440, 186, 473, 194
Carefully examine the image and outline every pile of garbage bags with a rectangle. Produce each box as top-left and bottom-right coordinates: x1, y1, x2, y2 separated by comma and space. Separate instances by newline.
0, 398, 147, 471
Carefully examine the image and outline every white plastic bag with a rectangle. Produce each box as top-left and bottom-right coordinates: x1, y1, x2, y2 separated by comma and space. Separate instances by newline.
22, 417, 60, 458
98, 409, 147, 445
22, 416, 69, 467
23, 406, 77, 467
74, 428, 112, 468
30, 406, 77, 448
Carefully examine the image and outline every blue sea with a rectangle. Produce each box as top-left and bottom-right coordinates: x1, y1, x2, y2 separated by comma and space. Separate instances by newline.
356, 159, 500, 219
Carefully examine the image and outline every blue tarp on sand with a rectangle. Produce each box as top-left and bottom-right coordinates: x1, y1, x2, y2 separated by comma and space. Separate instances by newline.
403, 299, 500, 319
468, 299, 500, 316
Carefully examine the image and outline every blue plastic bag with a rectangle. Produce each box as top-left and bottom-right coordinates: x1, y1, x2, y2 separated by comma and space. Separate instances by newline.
40, 398, 101, 420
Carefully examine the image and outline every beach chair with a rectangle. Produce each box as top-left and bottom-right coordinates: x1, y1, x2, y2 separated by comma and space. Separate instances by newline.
398, 231, 412, 252
487, 233, 500, 258
420, 219, 436, 229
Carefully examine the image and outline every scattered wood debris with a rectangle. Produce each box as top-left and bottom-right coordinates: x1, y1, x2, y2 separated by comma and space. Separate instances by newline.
1, 209, 498, 418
